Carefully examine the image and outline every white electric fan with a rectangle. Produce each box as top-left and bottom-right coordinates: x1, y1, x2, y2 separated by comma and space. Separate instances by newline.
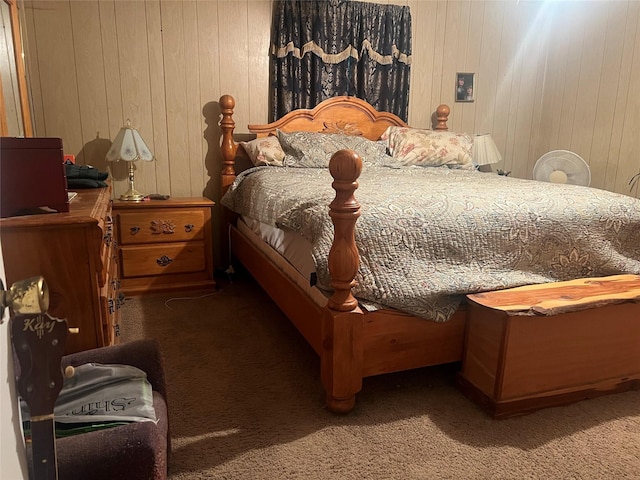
532, 150, 591, 186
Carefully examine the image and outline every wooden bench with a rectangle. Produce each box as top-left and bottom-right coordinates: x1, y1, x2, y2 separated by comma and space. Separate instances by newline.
457, 274, 640, 418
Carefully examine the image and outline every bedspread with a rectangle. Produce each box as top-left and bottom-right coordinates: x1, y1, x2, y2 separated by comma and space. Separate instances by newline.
222, 165, 640, 321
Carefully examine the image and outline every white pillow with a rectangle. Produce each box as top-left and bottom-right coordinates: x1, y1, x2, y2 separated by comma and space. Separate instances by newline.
240, 136, 286, 166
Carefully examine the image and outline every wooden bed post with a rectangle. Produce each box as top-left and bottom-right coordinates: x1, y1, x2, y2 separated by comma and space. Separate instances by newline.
322, 149, 365, 413
219, 95, 238, 193
219, 95, 239, 270
434, 104, 450, 131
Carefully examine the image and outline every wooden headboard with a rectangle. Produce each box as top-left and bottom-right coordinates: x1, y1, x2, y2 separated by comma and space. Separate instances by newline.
219, 94, 450, 191
250, 96, 408, 140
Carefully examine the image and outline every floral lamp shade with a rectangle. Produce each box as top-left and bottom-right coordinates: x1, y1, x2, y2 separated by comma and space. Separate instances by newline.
106, 119, 154, 201
106, 120, 154, 163
473, 134, 502, 167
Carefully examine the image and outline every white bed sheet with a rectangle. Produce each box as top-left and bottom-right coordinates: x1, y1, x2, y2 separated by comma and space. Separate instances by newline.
237, 216, 328, 307
241, 216, 316, 282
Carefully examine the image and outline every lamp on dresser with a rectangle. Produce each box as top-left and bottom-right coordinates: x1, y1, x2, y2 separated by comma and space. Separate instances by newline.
473, 133, 502, 172
106, 120, 154, 201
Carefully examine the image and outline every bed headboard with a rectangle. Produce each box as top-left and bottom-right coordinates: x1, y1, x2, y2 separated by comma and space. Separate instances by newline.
250, 96, 408, 140
219, 94, 450, 191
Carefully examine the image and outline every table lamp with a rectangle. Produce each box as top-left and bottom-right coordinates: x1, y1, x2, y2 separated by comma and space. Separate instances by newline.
105, 119, 154, 201
473, 134, 502, 171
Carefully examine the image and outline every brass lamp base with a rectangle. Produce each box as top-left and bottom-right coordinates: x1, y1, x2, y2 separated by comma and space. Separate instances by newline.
119, 188, 146, 202
120, 161, 145, 201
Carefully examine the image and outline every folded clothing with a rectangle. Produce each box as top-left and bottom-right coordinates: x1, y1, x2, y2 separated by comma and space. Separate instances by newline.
65, 163, 108, 188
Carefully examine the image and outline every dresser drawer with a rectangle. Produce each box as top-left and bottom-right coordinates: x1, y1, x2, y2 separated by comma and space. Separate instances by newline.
120, 241, 207, 278
117, 209, 206, 245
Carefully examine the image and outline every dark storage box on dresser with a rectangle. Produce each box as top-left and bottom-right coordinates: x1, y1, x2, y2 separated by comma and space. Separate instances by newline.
0, 136, 69, 218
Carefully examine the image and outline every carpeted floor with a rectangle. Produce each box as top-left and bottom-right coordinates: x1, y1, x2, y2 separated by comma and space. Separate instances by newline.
119, 273, 640, 480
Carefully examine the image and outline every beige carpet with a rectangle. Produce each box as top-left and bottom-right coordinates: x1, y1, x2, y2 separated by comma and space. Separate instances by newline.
119, 274, 640, 480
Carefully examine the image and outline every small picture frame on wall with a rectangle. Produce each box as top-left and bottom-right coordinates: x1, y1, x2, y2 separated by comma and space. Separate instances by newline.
456, 73, 475, 102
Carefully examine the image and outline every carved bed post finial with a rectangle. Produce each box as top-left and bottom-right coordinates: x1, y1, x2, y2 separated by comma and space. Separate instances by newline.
434, 104, 450, 131
327, 149, 363, 312
219, 95, 237, 192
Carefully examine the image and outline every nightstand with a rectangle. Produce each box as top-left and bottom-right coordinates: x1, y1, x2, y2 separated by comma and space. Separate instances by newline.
113, 197, 215, 295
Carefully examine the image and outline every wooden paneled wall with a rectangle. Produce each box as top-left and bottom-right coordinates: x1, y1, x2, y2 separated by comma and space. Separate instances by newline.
20, 0, 640, 202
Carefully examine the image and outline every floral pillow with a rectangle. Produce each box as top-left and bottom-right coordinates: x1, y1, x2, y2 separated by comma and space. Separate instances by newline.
380, 126, 474, 170
277, 130, 391, 168
240, 136, 286, 166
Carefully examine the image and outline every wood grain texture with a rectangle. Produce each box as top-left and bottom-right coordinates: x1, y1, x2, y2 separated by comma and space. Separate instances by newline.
467, 275, 640, 316
247, 95, 413, 140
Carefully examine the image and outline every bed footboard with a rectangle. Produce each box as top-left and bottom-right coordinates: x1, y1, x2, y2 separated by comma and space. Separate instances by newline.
217, 94, 458, 414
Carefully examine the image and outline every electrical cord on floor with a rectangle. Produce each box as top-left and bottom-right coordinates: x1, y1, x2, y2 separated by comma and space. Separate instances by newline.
162, 222, 239, 309
225, 265, 235, 283
162, 223, 237, 309
225, 224, 235, 283
164, 290, 222, 311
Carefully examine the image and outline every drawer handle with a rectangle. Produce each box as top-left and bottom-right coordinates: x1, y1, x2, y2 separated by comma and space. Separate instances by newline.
130, 226, 140, 235
157, 255, 173, 267
108, 295, 126, 314
117, 292, 126, 309
184, 224, 194, 232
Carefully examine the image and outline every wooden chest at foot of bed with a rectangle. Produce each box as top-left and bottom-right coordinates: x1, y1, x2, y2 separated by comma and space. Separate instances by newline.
457, 274, 640, 419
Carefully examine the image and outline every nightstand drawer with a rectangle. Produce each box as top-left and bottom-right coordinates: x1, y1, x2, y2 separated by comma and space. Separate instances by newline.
117, 209, 206, 245
120, 242, 206, 278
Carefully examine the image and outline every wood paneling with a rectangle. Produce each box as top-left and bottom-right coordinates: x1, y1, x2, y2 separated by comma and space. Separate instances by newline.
19, 0, 640, 202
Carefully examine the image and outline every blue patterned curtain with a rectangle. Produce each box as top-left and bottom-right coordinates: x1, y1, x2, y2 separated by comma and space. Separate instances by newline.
270, 0, 412, 121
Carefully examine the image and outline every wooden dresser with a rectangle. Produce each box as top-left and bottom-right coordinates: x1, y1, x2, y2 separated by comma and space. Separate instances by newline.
0, 184, 120, 354
113, 197, 215, 295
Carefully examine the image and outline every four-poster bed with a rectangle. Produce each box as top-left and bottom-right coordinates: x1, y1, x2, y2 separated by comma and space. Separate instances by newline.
217, 94, 640, 415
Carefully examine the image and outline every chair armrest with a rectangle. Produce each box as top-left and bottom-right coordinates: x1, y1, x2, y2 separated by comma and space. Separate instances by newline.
61, 339, 168, 402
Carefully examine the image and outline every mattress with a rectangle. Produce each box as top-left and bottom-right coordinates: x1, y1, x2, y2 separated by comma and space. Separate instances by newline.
223, 165, 640, 322
237, 216, 328, 308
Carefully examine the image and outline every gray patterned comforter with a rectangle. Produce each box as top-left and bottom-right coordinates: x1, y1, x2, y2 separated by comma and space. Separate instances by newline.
222, 165, 640, 321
